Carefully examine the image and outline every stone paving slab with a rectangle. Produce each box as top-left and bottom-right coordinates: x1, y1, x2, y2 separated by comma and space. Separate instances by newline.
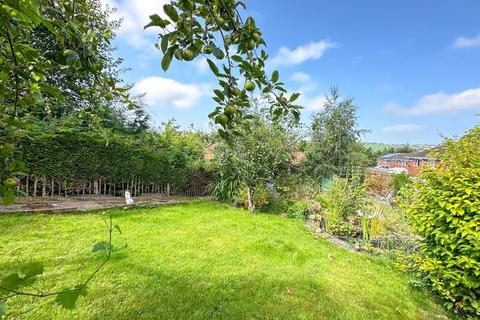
0, 195, 202, 214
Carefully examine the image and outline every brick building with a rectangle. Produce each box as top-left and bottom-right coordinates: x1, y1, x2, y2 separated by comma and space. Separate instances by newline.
376, 150, 439, 176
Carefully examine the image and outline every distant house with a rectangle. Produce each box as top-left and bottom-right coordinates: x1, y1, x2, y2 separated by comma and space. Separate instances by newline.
376, 150, 439, 176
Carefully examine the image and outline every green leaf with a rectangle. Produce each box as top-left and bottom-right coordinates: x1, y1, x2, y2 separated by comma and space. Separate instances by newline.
0, 300, 4, 317
163, 4, 178, 22
114, 224, 122, 234
22, 262, 44, 279
213, 89, 224, 100
55, 286, 87, 310
289, 92, 300, 102
271, 70, 279, 83
207, 59, 219, 76
161, 48, 174, 72
231, 55, 243, 63
160, 36, 169, 54
0, 273, 23, 293
144, 14, 170, 29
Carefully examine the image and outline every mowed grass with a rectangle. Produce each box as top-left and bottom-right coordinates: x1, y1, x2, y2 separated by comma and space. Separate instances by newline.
0, 201, 448, 320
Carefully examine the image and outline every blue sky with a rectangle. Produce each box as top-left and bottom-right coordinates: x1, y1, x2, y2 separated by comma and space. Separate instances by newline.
102, 0, 480, 144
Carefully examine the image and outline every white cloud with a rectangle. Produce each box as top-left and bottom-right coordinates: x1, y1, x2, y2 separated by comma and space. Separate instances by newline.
383, 124, 423, 133
271, 40, 337, 66
101, 0, 169, 48
453, 33, 480, 48
133, 76, 205, 109
193, 58, 209, 73
304, 95, 327, 111
290, 72, 311, 83
383, 88, 480, 116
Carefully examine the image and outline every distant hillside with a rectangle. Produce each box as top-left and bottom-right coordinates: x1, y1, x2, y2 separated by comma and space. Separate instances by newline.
363, 142, 436, 153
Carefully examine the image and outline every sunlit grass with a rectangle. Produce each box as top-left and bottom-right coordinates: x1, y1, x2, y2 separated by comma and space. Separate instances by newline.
0, 201, 449, 319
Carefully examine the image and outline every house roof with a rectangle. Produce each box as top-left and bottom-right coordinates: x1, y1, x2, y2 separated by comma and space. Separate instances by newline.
379, 149, 438, 161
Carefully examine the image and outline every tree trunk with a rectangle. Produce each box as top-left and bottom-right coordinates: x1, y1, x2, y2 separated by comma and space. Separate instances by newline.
246, 186, 255, 212
41, 177, 46, 197
33, 177, 38, 197
166, 183, 171, 196
51, 178, 54, 197
26, 176, 29, 197
64, 179, 67, 197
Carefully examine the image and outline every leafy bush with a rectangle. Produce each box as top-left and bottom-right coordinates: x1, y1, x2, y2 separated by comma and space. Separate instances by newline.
264, 194, 289, 214
254, 187, 271, 209
403, 126, 480, 317
329, 221, 356, 237
287, 201, 309, 219
389, 172, 410, 196
237, 185, 271, 210
316, 177, 365, 230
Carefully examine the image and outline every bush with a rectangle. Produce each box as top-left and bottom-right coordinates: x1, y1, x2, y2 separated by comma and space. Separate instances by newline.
389, 172, 410, 196
403, 126, 480, 317
287, 201, 309, 219
316, 177, 365, 230
237, 185, 270, 210
329, 221, 356, 237
264, 194, 289, 214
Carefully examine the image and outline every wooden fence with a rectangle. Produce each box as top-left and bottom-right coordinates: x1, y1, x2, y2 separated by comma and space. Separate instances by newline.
15, 176, 210, 198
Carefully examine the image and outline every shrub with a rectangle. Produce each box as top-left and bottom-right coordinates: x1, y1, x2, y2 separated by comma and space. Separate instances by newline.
389, 172, 410, 196
287, 201, 309, 219
329, 221, 356, 237
254, 187, 270, 209
237, 185, 271, 210
316, 177, 365, 230
264, 194, 289, 214
403, 126, 480, 317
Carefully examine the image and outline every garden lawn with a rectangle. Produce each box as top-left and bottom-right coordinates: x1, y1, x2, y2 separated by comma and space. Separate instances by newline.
0, 201, 449, 320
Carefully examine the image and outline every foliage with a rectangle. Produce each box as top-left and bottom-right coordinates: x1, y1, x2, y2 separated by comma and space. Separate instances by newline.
0, 0, 133, 204
212, 110, 298, 211
13, 122, 207, 190
329, 220, 356, 238
303, 88, 366, 180
0, 210, 123, 317
286, 200, 309, 219
390, 172, 411, 196
0, 201, 450, 319
145, 0, 302, 138
237, 185, 270, 210
316, 177, 365, 230
402, 125, 480, 317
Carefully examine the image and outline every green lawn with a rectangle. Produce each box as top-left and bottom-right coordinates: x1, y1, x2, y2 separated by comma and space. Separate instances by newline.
0, 201, 449, 320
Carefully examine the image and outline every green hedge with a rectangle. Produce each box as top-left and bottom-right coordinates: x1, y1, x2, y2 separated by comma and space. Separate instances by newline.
14, 128, 209, 193
405, 126, 480, 317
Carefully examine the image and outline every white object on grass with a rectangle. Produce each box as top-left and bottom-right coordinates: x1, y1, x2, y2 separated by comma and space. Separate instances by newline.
125, 190, 134, 204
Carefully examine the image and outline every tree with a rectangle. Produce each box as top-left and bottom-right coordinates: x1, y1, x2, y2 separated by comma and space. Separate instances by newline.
0, 0, 131, 204
303, 88, 366, 180
145, 0, 302, 139
211, 109, 299, 211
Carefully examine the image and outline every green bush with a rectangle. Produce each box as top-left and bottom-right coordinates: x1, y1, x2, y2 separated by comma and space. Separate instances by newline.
237, 185, 271, 210
389, 172, 410, 196
264, 194, 289, 214
287, 201, 309, 219
329, 221, 356, 237
316, 177, 365, 230
403, 126, 480, 317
